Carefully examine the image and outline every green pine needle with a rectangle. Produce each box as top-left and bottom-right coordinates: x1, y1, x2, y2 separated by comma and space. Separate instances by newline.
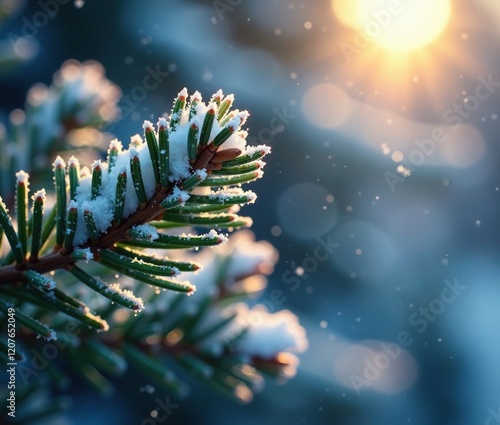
0, 196, 24, 265
143, 122, 161, 187
53, 156, 67, 248
130, 151, 147, 206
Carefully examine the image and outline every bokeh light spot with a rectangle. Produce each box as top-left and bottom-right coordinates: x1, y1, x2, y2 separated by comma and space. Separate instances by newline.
391, 151, 404, 162
277, 183, 338, 239
271, 225, 282, 237
302, 84, 352, 129
333, 341, 418, 393
441, 124, 486, 168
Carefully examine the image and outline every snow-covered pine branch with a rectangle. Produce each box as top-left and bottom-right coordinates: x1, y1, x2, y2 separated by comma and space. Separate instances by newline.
0, 87, 270, 337
0, 58, 306, 421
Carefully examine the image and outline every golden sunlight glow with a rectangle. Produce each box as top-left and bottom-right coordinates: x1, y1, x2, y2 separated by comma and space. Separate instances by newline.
331, 0, 359, 29
333, 0, 451, 52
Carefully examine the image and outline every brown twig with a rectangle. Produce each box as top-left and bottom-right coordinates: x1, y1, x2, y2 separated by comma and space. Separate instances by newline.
0, 187, 170, 286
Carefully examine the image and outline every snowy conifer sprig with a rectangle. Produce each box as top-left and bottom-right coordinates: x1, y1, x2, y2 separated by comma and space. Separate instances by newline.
0, 231, 307, 417
0, 88, 270, 340
0, 60, 121, 200
114, 230, 308, 403
0, 81, 306, 424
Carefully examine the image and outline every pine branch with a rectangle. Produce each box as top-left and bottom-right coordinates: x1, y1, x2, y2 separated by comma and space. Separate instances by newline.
0, 80, 307, 423
0, 186, 175, 284
0, 60, 120, 201
0, 87, 269, 334
0, 138, 251, 284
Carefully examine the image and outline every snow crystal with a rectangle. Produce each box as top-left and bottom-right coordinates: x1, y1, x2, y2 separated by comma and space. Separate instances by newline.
196, 169, 207, 180
46, 278, 56, 291
231, 304, 308, 359
190, 115, 200, 129
32, 188, 46, 202
108, 283, 145, 312
33, 319, 58, 341
178, 87, 188, 99
130, 134, 143, 147
45, 329, 58, 341
107, 139, 123, 157
91, 159, 102, 170
142, 120, 154, 131
195, 102, 208, 116
204, 188, 257, 204
74, 247, 93, 263
212, 89, 223, 101
207, 102, 217, 114
129, 147, 140, 160
190, 91, 202, 102
182, 280, 197, 295
53, 155, 66, 170
167, 123, 191, 182
247, 192, 257, 203
204, 229, 227, 245
132, 224, 159, 241
82, 201, 92, 213
157, 117, 168, 128
238, 110, 249, 125
206, 229, 218, 239
73, 192, 114, 246
217, 122, 247, 151
245, 145, 271, 156
15, 170, 29, 185
68, 155, 80, 168
166, 186, 190, 205
225, 115, 241, 131
79, 198, 113, 239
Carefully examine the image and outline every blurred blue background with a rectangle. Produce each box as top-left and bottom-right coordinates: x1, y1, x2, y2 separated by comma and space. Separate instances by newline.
2, 0, 500, 423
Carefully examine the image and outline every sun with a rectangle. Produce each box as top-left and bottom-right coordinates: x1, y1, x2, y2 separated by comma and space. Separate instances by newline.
356, 0, 451, 52
330, 0, 481, 115
334, 0, 452, 52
